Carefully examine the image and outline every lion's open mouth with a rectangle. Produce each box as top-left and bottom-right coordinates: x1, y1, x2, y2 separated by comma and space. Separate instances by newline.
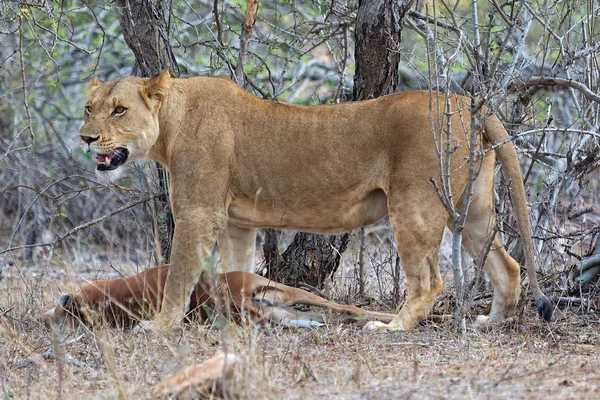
94, 147, 129, 171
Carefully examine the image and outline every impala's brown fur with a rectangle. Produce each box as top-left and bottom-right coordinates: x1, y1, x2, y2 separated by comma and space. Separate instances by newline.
78, 71, 551, 331
44, 265, 397, 327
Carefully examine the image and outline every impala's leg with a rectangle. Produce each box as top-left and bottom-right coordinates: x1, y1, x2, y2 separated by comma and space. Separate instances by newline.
152, 210, 225, 330
218, 223, 257, 272
253, 283, 398, 322
365, 198, 446, 331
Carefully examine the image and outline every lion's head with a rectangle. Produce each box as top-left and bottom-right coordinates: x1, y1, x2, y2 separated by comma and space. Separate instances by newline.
79, 71, 171, 178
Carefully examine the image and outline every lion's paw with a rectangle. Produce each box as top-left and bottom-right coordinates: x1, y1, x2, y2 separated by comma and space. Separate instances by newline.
363, 321, 407, 331
473, 315, 490, 325
472, 315, 516, 330
133, 318, 182, 335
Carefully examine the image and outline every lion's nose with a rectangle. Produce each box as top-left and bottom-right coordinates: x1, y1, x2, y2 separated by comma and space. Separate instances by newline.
80, 135, 100, 144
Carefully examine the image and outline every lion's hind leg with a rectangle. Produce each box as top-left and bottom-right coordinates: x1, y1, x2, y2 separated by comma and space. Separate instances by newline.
365, 205, 446, 331
457, 192, 521, 324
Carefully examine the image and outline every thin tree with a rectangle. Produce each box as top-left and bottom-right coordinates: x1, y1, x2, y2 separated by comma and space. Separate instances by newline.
115, 0, 179, 264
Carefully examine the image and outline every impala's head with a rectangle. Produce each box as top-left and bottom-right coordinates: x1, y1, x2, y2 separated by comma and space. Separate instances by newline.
79, 71, 171, 179
43, 292, 92, 327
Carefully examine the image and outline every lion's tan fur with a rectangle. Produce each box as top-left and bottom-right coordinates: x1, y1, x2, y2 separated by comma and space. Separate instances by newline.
79, 71, 551, 331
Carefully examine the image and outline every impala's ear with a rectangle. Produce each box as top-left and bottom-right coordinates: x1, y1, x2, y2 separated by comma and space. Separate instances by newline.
88, 77, 102, 91
59, 293, 74, 310
141, 70, 172, 109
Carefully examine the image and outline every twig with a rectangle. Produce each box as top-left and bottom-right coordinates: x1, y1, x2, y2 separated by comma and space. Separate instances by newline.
235, 0, 260, 85
0, 305, 15, 318
14, 334, 87, 369
488, 0, 514, 27
514, 77, 600, 104
567, 206, 595, 220
358, 227, 366, 296
0, 194, 162, 256
494, 356, 564, 387
551, 296, 588, 305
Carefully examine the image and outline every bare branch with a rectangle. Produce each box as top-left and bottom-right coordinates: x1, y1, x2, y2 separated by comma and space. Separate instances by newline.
235, 0, 260, 86
514, 77, 600, 104
0, 194, 162, 256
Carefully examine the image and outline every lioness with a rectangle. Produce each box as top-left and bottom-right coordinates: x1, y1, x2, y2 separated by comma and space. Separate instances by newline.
79, 71, 552, 331
44, 265, 397, 328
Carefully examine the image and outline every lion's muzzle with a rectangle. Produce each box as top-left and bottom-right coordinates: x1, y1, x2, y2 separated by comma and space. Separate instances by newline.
94, 147, 129, 171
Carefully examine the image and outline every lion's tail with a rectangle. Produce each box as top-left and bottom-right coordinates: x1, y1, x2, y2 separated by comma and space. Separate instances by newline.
483, 115, 553, 321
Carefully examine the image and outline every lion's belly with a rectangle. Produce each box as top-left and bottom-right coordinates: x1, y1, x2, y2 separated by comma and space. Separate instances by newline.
227, 189, 388, 234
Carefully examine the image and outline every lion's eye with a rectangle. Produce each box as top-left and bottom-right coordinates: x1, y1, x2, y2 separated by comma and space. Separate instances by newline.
85, 106, 92, 115
112, 106, 127, 116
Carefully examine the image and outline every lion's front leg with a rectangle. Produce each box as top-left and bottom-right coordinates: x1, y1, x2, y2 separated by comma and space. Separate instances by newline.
152, 212, 224, 330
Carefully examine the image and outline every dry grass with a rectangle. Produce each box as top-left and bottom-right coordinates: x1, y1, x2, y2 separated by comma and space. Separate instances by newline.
1, 255, 599, 400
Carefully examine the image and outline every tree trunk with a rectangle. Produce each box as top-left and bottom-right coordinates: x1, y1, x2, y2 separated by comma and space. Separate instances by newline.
115, 0, 178, 264
261, 0, 414, 290
353, 0, 414, 100
262, 230, 350, 289
115, 0, 179, 78
354, 0, 413, 294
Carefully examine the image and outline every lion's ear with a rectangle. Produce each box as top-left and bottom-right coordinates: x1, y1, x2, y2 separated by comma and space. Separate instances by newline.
88, 77, 102, 91
141, 70, 172, 107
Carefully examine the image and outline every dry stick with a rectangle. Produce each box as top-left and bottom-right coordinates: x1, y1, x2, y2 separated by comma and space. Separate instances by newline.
358, 228, 366, 296
17, 17, 34, 146
0, 183, 139, 201
0, 22, 33, 162
333, 25, 348, 102
393, 254, 402, 307
494, 355, 565, 387
15, 334, 87, 369
483, 128, 600, 156
95, 332, 128, 399
0, 194, 162, 256
0, 174, 160, 279
0, 174, 85, 277
465, 225, 498, 310
0, 305, 15, 318
52, 329, 64, 400
567, 206, 595, 220
235, 0, 260, 86
551, 296, 589, 305
213, 0, 223, 47
488, 0, 514, 27
424, 6, 463, 332
514, 77, 600, 105
489, 3, 532, 108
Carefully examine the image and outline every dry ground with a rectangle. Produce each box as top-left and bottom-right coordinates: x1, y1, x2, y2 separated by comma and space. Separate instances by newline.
1, 260, 599, 399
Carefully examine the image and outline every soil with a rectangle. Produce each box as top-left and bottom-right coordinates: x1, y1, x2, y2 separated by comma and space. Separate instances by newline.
1, 258, 599, 399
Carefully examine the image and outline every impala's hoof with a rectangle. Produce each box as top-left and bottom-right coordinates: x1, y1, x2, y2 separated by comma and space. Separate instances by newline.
133, 321, 155, 334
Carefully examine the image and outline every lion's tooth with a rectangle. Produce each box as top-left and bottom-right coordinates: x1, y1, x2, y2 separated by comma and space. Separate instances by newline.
104, 158, 111, 166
